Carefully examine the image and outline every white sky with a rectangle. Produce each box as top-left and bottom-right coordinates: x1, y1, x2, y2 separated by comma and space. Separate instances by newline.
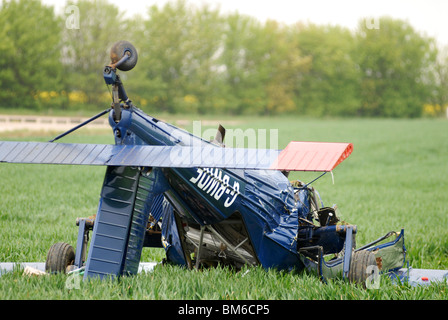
44, 0, 448, 47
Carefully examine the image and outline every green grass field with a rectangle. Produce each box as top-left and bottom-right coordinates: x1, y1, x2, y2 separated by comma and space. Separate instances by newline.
0, 115, 447, 300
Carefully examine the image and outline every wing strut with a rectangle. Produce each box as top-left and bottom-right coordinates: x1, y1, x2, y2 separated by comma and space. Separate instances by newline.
48, 108, 110, 143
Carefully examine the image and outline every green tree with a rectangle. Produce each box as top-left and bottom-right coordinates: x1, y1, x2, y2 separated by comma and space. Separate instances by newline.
136, 0, 224, 113
258, 20, 310, 115
218, 12, 266, 114
293, 23, 360, 116
0, 0, 63, 110
355, 17, 437, 117
61, 0, 135, 110
428, 45, 448, 117
220, 14, 310, 115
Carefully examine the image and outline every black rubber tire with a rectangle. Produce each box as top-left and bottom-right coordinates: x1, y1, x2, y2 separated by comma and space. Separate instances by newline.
45, 242, 75, 274
110, 40, 138, 71
348, 250, 377, 286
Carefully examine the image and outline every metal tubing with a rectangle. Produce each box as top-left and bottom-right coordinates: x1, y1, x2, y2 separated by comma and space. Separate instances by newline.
234, 237, 249, 251
206, 225, 252, 265
342, 225, 353, 279
74, 219, 88, 268
298, 245, 324, 281
195, 226, 205, 269
48, 108, 110, 143
355, 231, 396, 252
111, 52, 130, 69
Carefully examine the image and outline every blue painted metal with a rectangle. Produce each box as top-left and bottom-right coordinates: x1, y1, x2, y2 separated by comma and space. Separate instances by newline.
103, 66, 117, 85
122, 167, 168, 275
34, 105, 388, 278
160, 197, 187, 266
83, 164, 170, 279
84, 166, 141, 279
74, 219, 87, 269
106, 107, 313, 271
48, 109, 110, 143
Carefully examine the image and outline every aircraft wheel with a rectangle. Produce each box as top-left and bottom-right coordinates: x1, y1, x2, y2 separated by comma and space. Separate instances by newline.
110, 40, 138, 71
348, 250, 377, 286
45, 242, 75, 274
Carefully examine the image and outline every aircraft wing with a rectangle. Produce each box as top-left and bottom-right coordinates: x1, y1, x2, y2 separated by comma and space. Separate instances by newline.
0, 140, 353, 172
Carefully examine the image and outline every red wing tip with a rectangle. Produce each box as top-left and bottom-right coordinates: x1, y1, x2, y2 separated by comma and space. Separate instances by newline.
270, 141, 353, 172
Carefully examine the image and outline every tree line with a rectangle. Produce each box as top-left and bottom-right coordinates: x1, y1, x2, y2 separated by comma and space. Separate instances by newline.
1, 0, 447, 117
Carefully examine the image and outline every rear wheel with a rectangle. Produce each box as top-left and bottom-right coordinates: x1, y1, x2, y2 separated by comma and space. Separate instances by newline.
45, 242, 75, 274
110, 40, 138, 71
348, 250, 377, 286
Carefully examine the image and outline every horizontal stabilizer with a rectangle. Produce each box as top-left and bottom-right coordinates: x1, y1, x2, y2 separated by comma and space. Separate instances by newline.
0, 140, 353, 171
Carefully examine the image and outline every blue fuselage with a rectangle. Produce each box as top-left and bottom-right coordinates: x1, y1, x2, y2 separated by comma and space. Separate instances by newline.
110, 107, 311, 270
